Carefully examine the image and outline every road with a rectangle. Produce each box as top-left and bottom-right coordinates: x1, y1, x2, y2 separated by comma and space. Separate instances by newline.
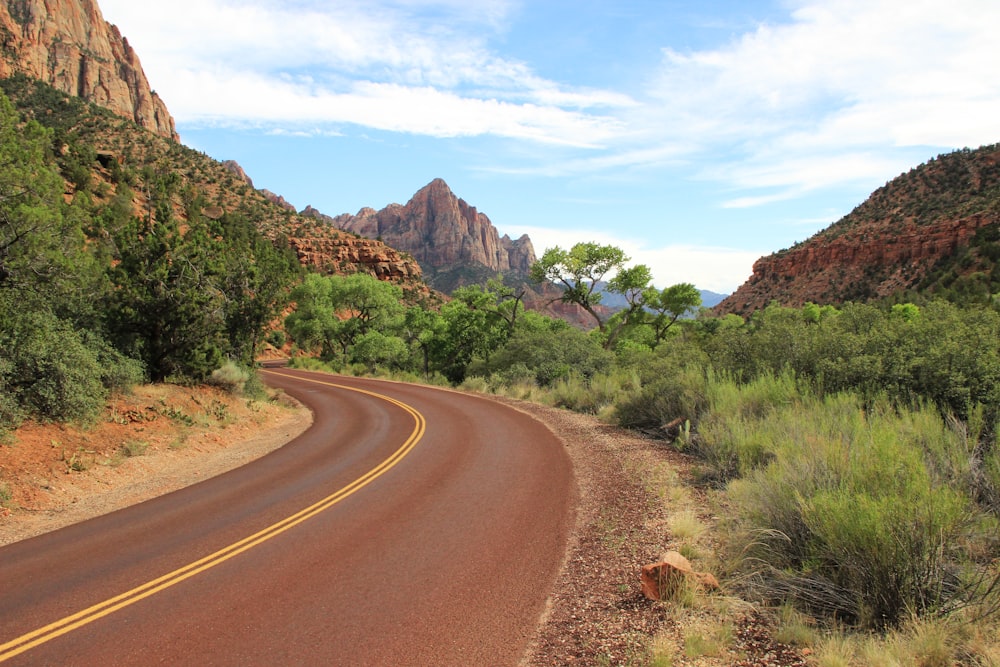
0, 370, 575, 665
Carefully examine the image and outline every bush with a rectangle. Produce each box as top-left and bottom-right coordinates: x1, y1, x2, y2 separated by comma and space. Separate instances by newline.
207, 360, 250, 394
615, 365, 708, 433
726, 395, 983, 629
0, 311, 107, 423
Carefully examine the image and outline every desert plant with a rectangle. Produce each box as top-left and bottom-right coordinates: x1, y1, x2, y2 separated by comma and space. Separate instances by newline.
727, 395, 983, 629
207, 360, 250, 394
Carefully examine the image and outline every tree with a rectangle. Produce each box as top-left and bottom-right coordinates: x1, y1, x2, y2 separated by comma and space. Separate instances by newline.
106, 216, 228, 382
285, 273, 404, 362
0, 91, 87, 302
642, 283, 702, 348
529, 242, 653, 348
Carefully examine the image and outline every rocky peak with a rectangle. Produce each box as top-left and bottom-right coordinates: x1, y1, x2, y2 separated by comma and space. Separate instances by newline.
222, 160, 253, 188
316, 179, 537, 291
0, 0, 177, 140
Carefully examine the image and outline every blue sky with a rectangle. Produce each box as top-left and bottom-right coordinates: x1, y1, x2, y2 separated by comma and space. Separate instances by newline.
98, 0, 1000, 293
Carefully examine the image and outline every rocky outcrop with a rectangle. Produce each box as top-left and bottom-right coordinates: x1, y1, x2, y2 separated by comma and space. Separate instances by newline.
222, 160, 253, 188
261, 189, 297, 213
286, 232, 423, 283
0, 0, 177, 140
717, 144, 1000, 316
306, 179, 537, 289
719, 214, 996, 315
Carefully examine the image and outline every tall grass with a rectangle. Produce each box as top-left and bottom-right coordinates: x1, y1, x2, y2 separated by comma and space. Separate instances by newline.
724, 393, 989, 629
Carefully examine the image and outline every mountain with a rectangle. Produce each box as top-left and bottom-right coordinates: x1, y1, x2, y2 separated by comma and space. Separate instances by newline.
717, 144, 1000, 316
0, 75, 427, 293
304, 178, 537, 293
0, 0, 177, 140
591, 284, 728, 311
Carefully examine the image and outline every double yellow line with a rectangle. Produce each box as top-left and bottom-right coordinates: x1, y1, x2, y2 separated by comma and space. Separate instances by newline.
0, 374, 425, 662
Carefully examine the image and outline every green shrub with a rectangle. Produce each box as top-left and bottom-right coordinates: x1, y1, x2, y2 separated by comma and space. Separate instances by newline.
727, 395, 981, 629
0, 311, 107, 423
615, 365, 708, 433
266, 330, 286, 349
207, 360, 250, 394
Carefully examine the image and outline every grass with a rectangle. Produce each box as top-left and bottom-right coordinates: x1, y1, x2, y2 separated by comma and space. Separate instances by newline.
668, 510, 707, 542
683, 622, 733, 658
119, 439, 149, 457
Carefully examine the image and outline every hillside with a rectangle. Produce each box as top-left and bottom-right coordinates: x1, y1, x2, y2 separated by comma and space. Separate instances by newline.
717, 144, 1000, 315
0, 75, 428, 295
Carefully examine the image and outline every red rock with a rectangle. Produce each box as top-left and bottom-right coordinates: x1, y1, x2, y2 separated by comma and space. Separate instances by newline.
305, 179, 537, 279
0, 0, 178, 141
640, 550, 719, 601
717, 145, 1000, 316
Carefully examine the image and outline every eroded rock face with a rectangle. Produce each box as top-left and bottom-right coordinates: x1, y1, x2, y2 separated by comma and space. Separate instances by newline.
308, 179, 537, 280
717, 145, 1000, 316
286, 234, 423, 283
0, 0, 177, 140
719, 214, 996, 316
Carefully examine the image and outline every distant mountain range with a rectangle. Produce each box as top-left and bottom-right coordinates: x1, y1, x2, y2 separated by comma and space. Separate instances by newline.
594, 286, 728, 310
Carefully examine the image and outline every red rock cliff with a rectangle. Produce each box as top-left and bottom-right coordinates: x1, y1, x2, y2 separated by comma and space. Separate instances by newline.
0, 0, 177, 140
717, 145, 1000, 316
309, 179, 537, 281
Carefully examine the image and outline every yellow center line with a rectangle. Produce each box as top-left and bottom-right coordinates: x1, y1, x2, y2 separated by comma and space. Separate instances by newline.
0, 373, 425, 663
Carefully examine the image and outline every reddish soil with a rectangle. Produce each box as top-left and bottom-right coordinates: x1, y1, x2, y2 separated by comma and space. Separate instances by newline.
0, 384, 311, 545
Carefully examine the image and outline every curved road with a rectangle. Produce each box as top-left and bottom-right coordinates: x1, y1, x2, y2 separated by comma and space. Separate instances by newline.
0, 370, 575, 665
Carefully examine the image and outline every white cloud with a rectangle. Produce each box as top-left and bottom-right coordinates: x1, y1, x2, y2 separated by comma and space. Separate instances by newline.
99, 0, 631, 145
635, 0, 1000, 198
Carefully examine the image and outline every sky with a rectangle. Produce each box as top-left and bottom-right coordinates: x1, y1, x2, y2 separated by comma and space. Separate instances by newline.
97, 0, 1000, 294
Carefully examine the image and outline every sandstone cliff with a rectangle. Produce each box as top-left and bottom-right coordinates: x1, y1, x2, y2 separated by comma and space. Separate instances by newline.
0, 0, 177, 140
717, 144, 1000, 316
304, 179, 537, 292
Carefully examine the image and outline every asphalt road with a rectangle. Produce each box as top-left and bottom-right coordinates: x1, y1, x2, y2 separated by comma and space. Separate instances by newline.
0, 370, 575, 666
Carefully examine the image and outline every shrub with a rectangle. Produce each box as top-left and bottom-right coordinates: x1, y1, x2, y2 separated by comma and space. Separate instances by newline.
615, 365, 708, 434
0, 311, 107, 423
207, 360, 250, 394
727, 395, 982, 629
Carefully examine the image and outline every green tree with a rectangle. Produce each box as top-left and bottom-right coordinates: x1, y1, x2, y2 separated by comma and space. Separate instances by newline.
285, 273, 404, 362
530, 242, 653, 348
0, 91, 83, 299
641, 282, 702, 348
107, 216, 228, 382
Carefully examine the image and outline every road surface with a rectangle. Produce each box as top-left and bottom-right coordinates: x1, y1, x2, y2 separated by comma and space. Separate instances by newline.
0, 370, 575, 665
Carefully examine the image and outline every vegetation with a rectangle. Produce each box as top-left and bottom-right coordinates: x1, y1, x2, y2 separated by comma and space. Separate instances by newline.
0, 79, 298, 433
4, 72, 1000, 661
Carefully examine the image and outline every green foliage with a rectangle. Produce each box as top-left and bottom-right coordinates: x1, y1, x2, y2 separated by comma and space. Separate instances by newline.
471, 319, 613, 387
530, 241, 653, 346
285, 273, 405, 363
615, 365, 709, 434
0, 309, 109, 424
107, 216, 228, 382
726, 395, 979, 629
207, 360, 251, 394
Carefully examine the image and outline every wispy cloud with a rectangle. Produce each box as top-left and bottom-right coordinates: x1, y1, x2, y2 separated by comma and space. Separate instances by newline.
101, 0, 630, 145
100, 0, 1000, 225
637, 0, 1000, 199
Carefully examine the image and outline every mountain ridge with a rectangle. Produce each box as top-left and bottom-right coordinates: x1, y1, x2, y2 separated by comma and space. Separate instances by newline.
303, 178, 537, 293
717, 144, 1000, 315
